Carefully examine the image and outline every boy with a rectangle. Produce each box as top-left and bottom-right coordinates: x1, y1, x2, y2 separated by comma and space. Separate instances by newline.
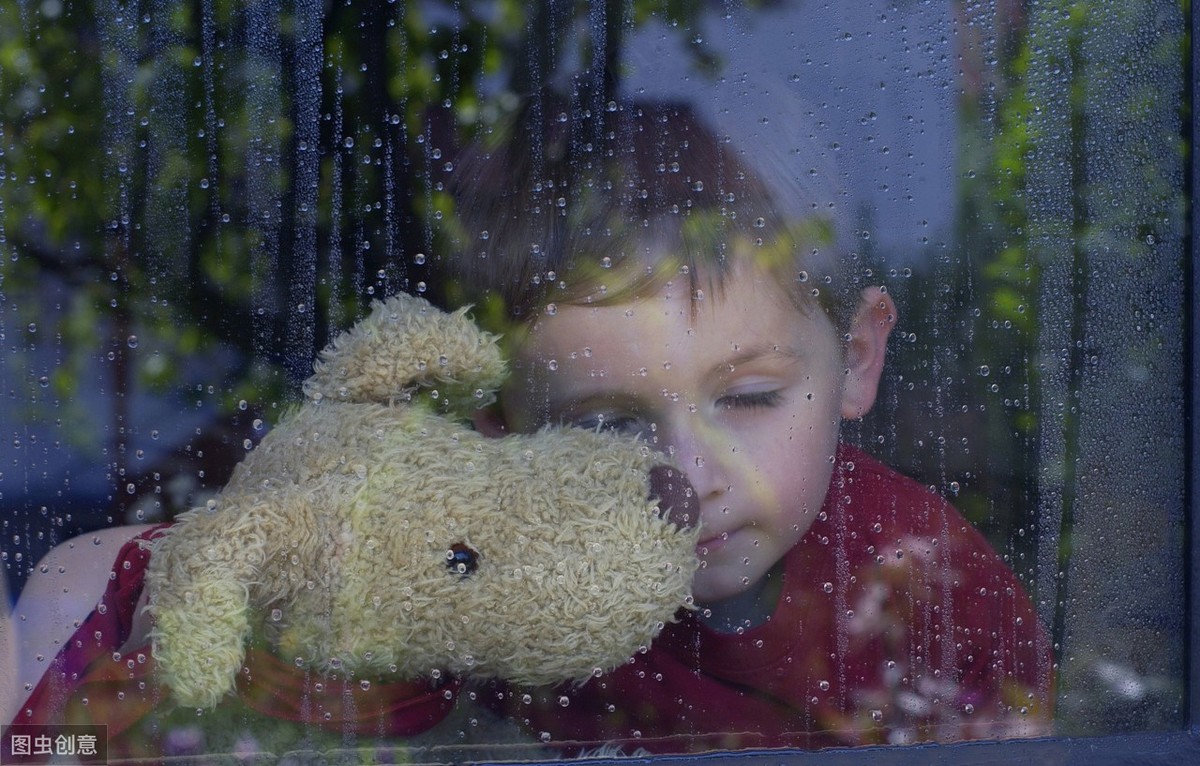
438, 99, 1055, 751
10, 98, 1054, 755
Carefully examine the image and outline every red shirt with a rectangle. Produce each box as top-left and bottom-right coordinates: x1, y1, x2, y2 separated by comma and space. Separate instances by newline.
12, 527, 458, 760
14, 445, 1054, 757
497, 444, 1055, 752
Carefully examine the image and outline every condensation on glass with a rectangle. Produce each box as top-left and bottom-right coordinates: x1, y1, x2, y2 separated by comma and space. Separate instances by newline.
0, 0, 1187, 759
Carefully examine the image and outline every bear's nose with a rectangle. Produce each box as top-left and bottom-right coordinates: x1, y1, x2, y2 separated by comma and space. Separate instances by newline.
648, 465, 699, 530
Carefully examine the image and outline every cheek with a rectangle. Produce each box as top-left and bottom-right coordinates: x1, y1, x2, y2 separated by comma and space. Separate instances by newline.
780, 508, 820, 549
776, 465, 834, 515
749, 413, 841, 476
753, 430, 839, 516
754, 469, 832, 555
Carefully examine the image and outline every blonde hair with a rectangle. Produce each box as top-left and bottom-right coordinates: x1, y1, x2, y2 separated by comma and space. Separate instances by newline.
437, 98, 859, 339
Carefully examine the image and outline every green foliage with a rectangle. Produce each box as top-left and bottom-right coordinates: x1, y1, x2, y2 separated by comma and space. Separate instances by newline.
930, 0, 1189, 736
0, 0, 709, 520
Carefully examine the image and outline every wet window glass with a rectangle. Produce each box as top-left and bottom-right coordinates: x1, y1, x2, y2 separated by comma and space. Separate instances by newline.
0, 0, 1190, 761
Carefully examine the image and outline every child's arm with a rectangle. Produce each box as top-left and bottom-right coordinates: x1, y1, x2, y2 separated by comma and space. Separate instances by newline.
1, 568, 15, 725
8, 524, 155, 719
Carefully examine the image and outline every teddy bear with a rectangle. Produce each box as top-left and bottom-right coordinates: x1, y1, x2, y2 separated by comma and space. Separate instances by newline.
143, 291, 701, 731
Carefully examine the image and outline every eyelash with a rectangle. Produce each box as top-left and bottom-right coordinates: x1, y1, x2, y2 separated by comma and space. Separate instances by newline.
717, 390, 785, 411
572, 413, 646, 435
570, 390, 784, 432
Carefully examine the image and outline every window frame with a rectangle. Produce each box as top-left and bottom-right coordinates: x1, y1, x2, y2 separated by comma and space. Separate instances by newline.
2, 3, 1193, 763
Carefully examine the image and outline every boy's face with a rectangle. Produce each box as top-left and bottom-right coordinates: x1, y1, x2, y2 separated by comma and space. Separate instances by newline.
497, 266, 888, 608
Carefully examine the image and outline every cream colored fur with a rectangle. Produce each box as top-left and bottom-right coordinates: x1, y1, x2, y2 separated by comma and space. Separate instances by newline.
145, 293, 698, 711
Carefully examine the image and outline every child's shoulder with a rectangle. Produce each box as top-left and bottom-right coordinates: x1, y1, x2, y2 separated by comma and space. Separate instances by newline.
837, 444, 969, 529
832, 444, 1014, 576
19, 523, 159, 605
11, 524, 158, 715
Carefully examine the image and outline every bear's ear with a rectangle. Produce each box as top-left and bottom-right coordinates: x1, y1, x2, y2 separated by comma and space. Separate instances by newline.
303, 293, 506, 406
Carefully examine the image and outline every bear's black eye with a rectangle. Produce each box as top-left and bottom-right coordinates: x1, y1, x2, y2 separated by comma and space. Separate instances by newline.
446, 542, 479, 577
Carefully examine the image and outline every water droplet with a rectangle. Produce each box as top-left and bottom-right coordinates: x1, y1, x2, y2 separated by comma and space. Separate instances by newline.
818, 680, 830, 691
822, 582, 834, 594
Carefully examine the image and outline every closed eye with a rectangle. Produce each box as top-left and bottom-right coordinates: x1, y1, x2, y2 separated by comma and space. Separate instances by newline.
573, 412, 648, 436
717, 389, 784, 411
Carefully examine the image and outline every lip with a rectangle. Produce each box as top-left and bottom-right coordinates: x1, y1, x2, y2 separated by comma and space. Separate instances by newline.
696, 531, 732, 555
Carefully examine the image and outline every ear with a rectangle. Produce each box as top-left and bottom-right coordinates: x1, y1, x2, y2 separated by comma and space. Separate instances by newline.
840, 286, 897, 420
471, 403, 509, 437
303, 293, 507, 405
146, 516, 256, 709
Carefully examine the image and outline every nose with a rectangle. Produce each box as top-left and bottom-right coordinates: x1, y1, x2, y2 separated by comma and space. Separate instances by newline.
662, 417, 730, 505
648, 465, 700, 530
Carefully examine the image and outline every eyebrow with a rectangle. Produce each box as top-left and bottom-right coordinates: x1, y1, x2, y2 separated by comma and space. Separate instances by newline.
706, 344, 803, 380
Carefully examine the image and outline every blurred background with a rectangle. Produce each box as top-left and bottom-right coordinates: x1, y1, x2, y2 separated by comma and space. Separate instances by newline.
0, 0, 1189, 739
